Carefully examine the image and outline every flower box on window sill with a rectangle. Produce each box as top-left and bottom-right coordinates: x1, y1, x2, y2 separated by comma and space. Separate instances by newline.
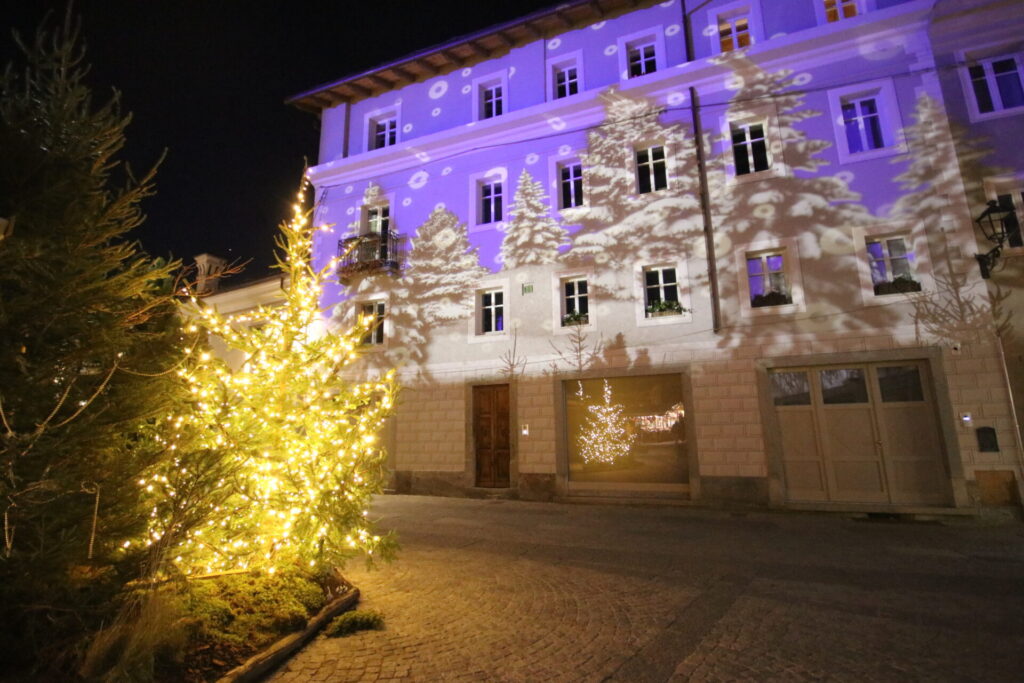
561, 312, 590, 326
645, 300, 687, 318
751, 291, 792, 308
873, 277, 921, 296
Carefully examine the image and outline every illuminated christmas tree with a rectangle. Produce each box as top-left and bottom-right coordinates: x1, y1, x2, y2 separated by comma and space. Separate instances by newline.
577, 380, 636, 465
139, 178, 398, 578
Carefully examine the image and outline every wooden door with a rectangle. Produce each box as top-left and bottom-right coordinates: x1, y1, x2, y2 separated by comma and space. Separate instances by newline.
473, 384, 510, 488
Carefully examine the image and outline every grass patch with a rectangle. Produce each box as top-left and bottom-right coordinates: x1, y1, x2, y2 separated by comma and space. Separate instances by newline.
85, 571, 330, 682
325, 610, 385, 638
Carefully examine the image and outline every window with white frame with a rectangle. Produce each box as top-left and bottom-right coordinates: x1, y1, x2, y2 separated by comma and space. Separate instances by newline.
481, 82, 504, 119
368, 113, 398, 151
561, 277, 589, 326
718, 11, 752, 52
824, 0, 859, 22
480, 289, 505, 334
627, 40, 658, 78
479, 180, 503, 224
365, 204, 389, 235
636, 146, 668, 193
553, 62, 580, 99
827, 80, 903, 163
967, 55, 1024, 115
360, 203, 391, 261
643, 266, 682, 316
731, 122, 770, 175
559, 162, 584, 209
746, 251, 791, 307
866, 235, 921, 295
359, 301, 386, 346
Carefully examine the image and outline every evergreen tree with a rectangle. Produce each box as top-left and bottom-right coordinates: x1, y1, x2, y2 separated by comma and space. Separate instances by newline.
140, 180, 399, 577
566, 90, 703, 294
501, 169, 567, 268
0, 19, 183, 672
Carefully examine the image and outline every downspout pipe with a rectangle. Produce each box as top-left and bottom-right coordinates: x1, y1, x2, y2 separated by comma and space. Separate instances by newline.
681, 1, 722, 334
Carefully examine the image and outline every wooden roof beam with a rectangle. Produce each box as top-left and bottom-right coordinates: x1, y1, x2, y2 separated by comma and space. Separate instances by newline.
465, 40, 489, 58
366, 73, 393, 90
389, 65, 417, 82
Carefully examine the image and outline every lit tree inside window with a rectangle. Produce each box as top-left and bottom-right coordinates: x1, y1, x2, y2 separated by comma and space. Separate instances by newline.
577, 380, 636, 465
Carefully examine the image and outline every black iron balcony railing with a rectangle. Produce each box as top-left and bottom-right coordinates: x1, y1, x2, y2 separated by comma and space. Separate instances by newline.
337, 230, 406, 284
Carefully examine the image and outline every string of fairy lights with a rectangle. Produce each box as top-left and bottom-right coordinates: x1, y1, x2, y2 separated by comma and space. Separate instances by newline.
130, 179, 398, 577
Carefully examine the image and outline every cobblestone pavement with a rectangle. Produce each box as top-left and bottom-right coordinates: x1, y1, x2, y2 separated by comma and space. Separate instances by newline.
270, 496, 1024, 682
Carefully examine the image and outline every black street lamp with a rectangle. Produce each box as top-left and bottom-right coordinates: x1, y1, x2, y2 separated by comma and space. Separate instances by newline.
974, 199, 1015, 279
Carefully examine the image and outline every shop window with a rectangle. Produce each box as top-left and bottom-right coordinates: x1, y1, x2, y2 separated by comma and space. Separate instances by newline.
564, 374, 688, 484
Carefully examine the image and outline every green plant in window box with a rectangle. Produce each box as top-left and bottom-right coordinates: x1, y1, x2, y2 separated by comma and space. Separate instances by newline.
873, 275, 921, 296
561, 310, 590, 326
751, 290, 792, 308
645, 299, 686, 317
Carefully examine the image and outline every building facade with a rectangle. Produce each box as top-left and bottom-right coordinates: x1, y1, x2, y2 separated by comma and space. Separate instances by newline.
289, 0, 1024, 511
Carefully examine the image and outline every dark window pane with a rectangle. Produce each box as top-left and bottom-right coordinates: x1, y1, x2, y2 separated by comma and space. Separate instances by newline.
820, 368, 869, 404
970, 65, 995, 113
638, 167, 652, 194
752, 139, 769, 171
844, 116, 863, 154
653, 159, 668, 190
994, 59, 1024, 109
645, 270, 660, 287
771, 371, 811, 406
865, 112, 884, 149
877, 366, 924, 402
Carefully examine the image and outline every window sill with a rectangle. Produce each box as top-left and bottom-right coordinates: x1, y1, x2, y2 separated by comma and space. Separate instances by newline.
966, 105, 1024, 124
637, 311, 693, 328
742, 301, 800, 317
836, 143, 906, 165
469, 220, 506, 234
729, 165, 786, 186
467, 331, 509, 345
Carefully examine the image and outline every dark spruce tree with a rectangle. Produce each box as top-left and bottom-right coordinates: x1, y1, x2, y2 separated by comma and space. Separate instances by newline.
0, 17, 185, 675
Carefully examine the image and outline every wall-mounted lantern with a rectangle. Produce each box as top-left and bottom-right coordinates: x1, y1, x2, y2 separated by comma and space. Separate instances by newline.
974, 199, 1016, 278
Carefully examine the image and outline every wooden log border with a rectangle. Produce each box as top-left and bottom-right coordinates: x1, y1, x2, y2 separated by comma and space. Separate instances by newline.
216, 587, 360, 683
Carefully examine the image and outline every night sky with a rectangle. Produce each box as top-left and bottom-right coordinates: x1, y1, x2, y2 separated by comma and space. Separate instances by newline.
2, 0, 556, 280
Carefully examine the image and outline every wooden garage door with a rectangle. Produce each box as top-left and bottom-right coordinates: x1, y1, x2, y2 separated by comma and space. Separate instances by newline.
771, 361, 950, 506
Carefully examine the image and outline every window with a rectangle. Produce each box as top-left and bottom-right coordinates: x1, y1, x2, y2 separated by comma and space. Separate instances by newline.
718, 13, 751, 52
371, 117, 397, 150
559, 162, 584, 209
827, 79, 904, 163
707, 3, 763, 55
731, 122, 770, 175
479, 181, 503, 224
842, 97, 884, 153
481, 83, 503, 119
824, 0, 858, 22
746, 251, 791, 307
554, 64, 579, 99
480, 289, 504, 334
643, 266, 681, 317
636, 146, 668, 193
364, 108, 400, 152
359, 301, 385, 346
627, 41, 658, 78
867, 235, 921, 295
968, 55, 1024, 115
365, 205, 389, 235
561, 277, 589, 326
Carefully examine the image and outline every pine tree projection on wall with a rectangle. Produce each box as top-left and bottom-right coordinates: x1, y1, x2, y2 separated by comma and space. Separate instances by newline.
708, 53, 878, 338
501, 169, 568, 268
565, 90, 702, 294
343, 205, 489, 370
140, 180, 398, 577
577, 379, 636, 465
889, 94, 993, 344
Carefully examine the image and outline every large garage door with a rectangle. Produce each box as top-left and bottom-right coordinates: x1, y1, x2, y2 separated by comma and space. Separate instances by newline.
770, 361, 950, 506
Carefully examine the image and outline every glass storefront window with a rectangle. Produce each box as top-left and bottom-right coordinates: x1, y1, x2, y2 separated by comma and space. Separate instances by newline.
564, 374, 687, 484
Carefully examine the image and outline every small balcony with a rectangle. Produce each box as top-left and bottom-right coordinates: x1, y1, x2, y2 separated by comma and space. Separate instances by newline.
337, 230, 406, 285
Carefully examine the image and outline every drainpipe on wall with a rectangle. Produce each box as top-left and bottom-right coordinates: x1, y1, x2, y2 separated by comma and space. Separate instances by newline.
681, 1, 722, 333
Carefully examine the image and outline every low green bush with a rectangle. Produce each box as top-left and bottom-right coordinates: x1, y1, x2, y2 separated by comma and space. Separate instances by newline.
325, 609, 385, 637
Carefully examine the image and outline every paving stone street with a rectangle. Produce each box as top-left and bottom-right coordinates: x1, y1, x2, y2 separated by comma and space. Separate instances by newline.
270, 496, 1024, 682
